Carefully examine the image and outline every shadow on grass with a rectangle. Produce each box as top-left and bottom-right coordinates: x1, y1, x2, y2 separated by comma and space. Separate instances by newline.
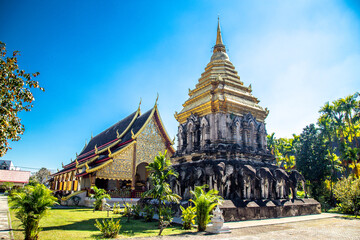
39, 216, 184, 238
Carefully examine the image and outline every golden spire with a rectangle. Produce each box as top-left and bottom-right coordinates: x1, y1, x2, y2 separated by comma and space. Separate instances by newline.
216, 16, 223, 45
213, 17, 226, 54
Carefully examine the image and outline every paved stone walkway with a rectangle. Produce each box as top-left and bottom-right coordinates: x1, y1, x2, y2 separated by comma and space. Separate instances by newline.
135, 214, 360, 240
0, 195, 10, 240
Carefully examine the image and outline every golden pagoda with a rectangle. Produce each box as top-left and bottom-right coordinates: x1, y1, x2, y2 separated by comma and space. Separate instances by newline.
175, 19, 269, 124
173, 19, 272, 162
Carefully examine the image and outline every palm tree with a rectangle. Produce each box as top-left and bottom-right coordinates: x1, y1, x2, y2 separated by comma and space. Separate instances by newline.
142, 151, 180, 234
190, 185, 223, 232
10, 184, 57, 240
90, 186, 111, 211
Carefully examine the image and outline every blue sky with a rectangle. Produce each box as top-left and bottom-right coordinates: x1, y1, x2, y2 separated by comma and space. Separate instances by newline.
1, 0, 359, 172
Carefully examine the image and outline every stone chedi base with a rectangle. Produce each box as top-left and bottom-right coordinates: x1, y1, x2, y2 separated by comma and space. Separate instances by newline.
220, 199, 321, 222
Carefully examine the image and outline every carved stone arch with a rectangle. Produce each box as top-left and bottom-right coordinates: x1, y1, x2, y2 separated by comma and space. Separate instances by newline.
257, 123, 267, 150
187, 121, 195, 152
178, 125, 184, 151
200, 116, 210, 147
232, 116, 242, 145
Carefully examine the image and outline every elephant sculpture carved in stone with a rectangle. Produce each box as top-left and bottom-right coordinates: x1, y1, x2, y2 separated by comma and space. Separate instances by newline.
169, 174, 180, 196
223, 163, 234, 199
289, 170, 307, 200
214, 162, 226, 195
240, 164, 257, 200
273, 168, 289, 199
205, 164, 215, 190
194, 165, 205, 187
257, 167, 275, 199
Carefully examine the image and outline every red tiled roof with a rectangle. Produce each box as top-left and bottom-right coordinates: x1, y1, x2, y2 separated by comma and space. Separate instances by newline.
0, 170, 30, 183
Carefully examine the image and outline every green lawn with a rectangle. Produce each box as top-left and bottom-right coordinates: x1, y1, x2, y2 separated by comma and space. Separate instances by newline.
10, 207, 194, 239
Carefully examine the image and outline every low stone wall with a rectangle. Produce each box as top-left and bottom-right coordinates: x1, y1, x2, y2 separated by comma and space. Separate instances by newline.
221, 198, 321, 222
83, 197, 140, 208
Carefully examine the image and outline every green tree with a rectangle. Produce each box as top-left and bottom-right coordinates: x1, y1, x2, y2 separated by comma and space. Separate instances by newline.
9, 184, 57, 240
30, 168, 52, 185
142, 151, 180, 235
319, 93, 360, 177
0, 42, 44, 156
295, 124, 331, 200
190, 185, 223, 232
90, 186, 111, 211
267, 134, 298, 170
333, 176, 360, 215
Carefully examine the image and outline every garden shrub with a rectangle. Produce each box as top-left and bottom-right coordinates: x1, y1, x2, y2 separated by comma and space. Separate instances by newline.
10, 184, 57, 240
334, 176, 360, 215
123, 203, 133, 222
90, 186, 111, 211
190, 185, 223, 232
143, 205, 155, 222
131, 204, 142, 219
94, 218, 121, 238
113, 203, 121, 214
180, 205, 196, 230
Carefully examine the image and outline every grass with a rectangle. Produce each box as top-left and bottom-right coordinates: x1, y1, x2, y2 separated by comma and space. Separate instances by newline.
10, 207, 194, 239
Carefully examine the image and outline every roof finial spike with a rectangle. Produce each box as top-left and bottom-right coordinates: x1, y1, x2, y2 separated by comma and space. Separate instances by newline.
155, 93, 159, 107
138, 97, 142, 114
216, 16, 224, 46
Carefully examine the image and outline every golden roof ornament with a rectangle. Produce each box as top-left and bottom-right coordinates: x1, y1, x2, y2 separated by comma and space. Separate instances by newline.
154, 93, 159, 107
62, 162, 64, 168
131, 129, 135, 139
85, 162, 89, 172
116, 130, 121, 139
95, 145, 98, 154
75, 159, 79, 168
138, 97, 142, 114
107, 147, 112, 158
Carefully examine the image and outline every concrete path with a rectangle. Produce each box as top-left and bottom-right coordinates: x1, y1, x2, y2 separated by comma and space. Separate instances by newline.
0, 194, 10, 240
136, 214, 360, 240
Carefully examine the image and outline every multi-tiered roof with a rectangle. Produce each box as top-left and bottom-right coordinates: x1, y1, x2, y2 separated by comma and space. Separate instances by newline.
175, 20, 269, 124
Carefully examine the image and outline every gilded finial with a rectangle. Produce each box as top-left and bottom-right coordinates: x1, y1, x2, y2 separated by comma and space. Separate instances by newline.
248, 84, 252, 92
138, 97, 142, 109
85, 162, 89, 172
95, 145, 98, 154
75, 159, 79, 168
91, 132, 93, 139
154, 93, 159, 107
174, 111, 178, 118
131, 129, 135, 139
188, 88, 191, 94
171, 136, 175, 145
216, 16, 224, 46
62, 162, 64, 168
107, 147, 112, 158
76, 152, 78, 157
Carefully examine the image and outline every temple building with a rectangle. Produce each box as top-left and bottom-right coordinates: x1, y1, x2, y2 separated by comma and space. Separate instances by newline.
50, 100, 174, 200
